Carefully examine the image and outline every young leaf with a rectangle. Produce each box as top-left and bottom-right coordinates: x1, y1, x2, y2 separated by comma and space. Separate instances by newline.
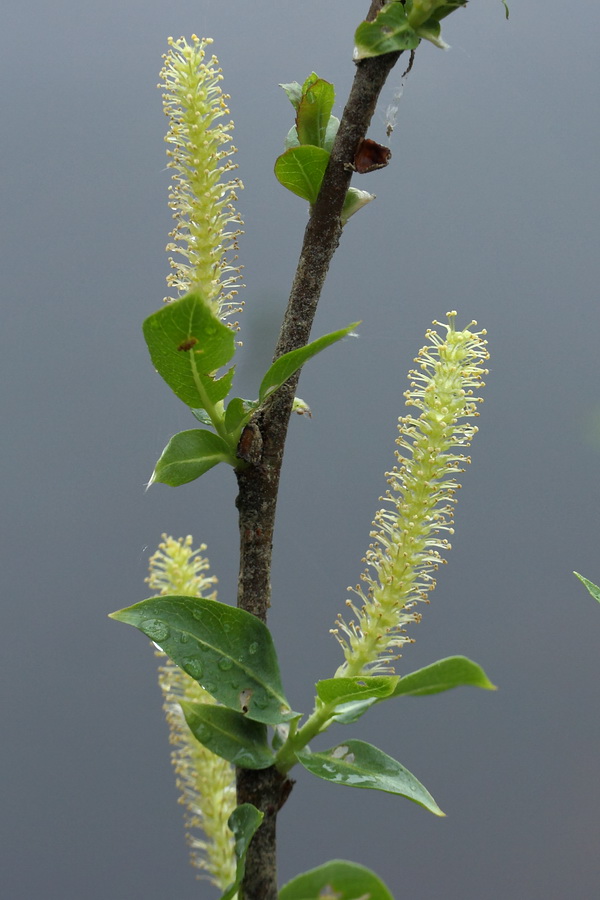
219, 804, 264, 900
223, 397, 258, 435
574, 572, 600, 604
330, 656, 495, 724
341, 187, 375, 224
280, 859, 394, 900
323, 115, 340, 153
280, 79, 304, 111
316, 675, 399, 708
258, 322, 359, 404
274, 146, 330, 204
109, 596, 297, 724
149, 428, 236, 486
295, 78, 335, 149
354, 3, 421, 60
191, 408, 213, 426
180, 701, 275, 769
297, 739, 444, 816
143, 292, 235, 409
391, 655, 497, 697
330, 697, 379, 725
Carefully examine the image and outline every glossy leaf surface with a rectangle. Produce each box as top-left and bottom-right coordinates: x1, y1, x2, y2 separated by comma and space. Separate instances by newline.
143, 292, 235, 408
149, 428, 235, 486
297, 739, 444, 815
258, 323, 359, 404
180, 701, 275, 769
110, 596, 296, 724
280, 859, 394, 900
219, 804, 264, 900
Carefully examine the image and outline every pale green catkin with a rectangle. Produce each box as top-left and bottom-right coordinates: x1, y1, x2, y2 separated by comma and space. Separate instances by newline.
147, 535, 236, 889
160, 35, 244, 323
333, 312, 489, 676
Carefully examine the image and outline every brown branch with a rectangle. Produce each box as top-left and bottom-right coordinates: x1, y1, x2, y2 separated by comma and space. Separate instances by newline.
235, 5, 401, 898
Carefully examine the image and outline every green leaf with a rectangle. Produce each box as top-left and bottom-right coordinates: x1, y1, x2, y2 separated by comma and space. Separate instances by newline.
295, 78, 335, 149
219, 804, 264, 900
191, 408, 213, 426
279, 80, 304, 110
258, 322, 359, 404
316, 676, 399, 708
574, 572, 600, 604
354, 3, 421, 59
391, 655, 497, 697
109, 596, 297, 724
180, 701, 275, 769
224, 397, 257, 435
329, 697, 378, 725
318, 676, 398, 726
149, 428, 235, 486
280, 859, 394, 900
274, 145, 330, 204
407, 0, 469, 50
330, 656, 495, 724
143, 292, 235, 409
297, 739, 444, 816
407, 0, 467, 31
283, 113, 338, 153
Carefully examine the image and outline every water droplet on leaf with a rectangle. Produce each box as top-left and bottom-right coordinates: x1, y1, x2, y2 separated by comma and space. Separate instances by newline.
182, 658, 203, 680
141, 619, 170, 642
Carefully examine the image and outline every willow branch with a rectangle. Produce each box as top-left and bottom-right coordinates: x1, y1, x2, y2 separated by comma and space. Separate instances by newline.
235, 4, 401, 898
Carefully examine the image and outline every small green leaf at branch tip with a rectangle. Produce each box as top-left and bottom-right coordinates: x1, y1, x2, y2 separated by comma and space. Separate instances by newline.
574, 572, 600, 604
143, 292, 235, 409
392, 655, 497, 697
180, 701, 275, 769
149, 428, 236, 487
219, 804, 264, 900
109, 596, 298, 724
280, 859, 394, 900
297, 739, 444, 816
354, 3, 421, 59
258, 322, 360, 404
354, 0, 478, 56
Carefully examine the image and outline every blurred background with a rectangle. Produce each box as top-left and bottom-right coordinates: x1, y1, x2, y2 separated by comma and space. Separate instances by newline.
2, 1, 599, 897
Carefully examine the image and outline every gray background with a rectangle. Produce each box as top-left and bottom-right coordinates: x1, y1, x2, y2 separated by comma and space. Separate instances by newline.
2, 1, 599, 898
